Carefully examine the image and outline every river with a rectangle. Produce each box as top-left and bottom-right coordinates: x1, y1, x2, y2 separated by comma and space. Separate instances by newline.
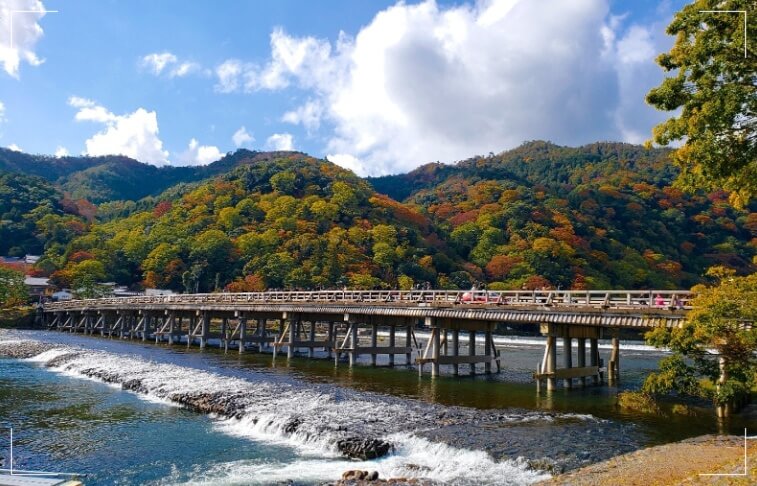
0, 329, 753, 485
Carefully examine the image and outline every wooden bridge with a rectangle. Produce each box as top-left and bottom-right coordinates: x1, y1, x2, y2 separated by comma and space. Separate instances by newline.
42, 289, 692, 392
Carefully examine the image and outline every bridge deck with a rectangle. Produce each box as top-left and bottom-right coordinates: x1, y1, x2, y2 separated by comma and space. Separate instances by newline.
44, 290, 692, 328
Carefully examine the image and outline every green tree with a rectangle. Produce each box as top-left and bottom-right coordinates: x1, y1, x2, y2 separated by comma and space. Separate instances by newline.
0, 267, 28, 308
643, 269, 757, 416
70, 260, 108, 299
397, 274, 414, 290
646, 0, 756, 206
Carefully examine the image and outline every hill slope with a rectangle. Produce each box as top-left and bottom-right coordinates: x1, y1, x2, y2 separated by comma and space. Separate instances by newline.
0, 148, 305, 203
370, 141, 755, 289
48, 153, 449, 292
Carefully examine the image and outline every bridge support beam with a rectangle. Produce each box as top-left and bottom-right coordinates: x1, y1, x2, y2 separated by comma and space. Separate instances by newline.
349, 320, 358, 367
452, 329, 459, 375
469, 331, 476, 375
537, 324, 600, 391
608, 331, 620, 384
199, 312, 210, 349
577, 338, 586, 387
406, 325, 413, 365
563, 336, 572, 389
590, 337, 599, 385
238, 314, 247, 353
371, 323, 378, 366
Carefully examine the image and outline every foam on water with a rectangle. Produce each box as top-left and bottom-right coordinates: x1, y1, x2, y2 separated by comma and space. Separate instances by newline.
157, 432, 548, 485
20, 342, 581, 484
25, 347, 75, 363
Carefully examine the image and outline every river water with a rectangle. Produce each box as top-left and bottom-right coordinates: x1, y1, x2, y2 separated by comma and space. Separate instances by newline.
0, 329, 754, 485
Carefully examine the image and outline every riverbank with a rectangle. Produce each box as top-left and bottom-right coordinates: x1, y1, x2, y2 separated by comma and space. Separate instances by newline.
0, 306, 35, 328
539, 434, 757, 485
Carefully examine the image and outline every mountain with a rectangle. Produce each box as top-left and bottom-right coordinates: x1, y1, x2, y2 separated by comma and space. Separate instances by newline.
0, 171, 85, 256
1, 142, 754, 291
43, 153, 451, 292
369, 141, 755, 289
0, 148, 304, 203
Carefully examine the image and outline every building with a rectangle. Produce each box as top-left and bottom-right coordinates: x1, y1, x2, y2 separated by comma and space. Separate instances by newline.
145, 288, 175, 296
24, 276, 54, 299
52, 290, 73, 301
113, 286, 141, 297
24, 255, 40, 265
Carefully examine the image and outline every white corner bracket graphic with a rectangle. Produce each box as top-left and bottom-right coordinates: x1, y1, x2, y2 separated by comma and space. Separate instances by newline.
699, 428, 756, 477
1, 426, 82, 478
8, 7, 59, 51
699, 9, 749, 58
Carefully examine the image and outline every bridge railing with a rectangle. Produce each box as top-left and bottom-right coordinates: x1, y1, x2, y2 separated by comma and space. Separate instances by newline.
43, 290, 694, 311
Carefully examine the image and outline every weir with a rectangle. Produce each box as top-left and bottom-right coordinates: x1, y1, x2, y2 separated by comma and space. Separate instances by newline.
42, 289, 692, 389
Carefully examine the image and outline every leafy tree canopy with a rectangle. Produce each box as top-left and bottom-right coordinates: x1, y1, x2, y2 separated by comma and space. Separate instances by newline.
646, 0, 757, 206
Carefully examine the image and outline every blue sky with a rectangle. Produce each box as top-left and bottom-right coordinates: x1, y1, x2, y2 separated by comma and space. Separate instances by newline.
1, 0, 687, 175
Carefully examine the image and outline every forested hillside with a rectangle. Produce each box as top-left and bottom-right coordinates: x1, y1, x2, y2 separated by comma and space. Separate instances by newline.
1, 142, 754, 292
44, 153, 451, 292
0, 148, 297, 203
371, 142, 756, 289
0, 172, 86, 257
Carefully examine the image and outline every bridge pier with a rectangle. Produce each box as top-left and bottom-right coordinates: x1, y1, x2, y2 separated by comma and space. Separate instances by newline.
349, 320, 358, 366
238, 314, 247, 353
536, 324, 602, 391
417, 319, 500, 377
452, 329, 459, 375
199, 312, 210, 349
327, 322, 335, 359
469, 331, 476, 375
563, 336, 572, 389
371, 323, 378, 366
406, 325, 413, 365
287, 314, 298, 359
577, 338, 586, 387
388, 325, 396, 367
590, 337, 599, 385
608, 332, 620, 384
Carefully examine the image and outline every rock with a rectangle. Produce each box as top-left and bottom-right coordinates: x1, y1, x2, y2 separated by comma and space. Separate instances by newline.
284, 417, 302, 434
340, 470, 379, 481
337, 437, 393, 460
341, 470, 366, 480
0, 340, 59, 359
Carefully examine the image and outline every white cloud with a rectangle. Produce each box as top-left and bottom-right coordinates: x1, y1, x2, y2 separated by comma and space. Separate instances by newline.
223, 0, 672, 175
175, 138, 222, 166
282, 100, 323, 133
54, 145, 68, 157
214, 27, 333, 94
265, 133, 294, 151
0, 100, 5, 123
141, 51, 201, 78
0, 0, 49, 77
7, 143, 21, 151
141, 52, 176, 75
214, 59, 245, 93
232, 126, 253, 147
68, 96, 169, 166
